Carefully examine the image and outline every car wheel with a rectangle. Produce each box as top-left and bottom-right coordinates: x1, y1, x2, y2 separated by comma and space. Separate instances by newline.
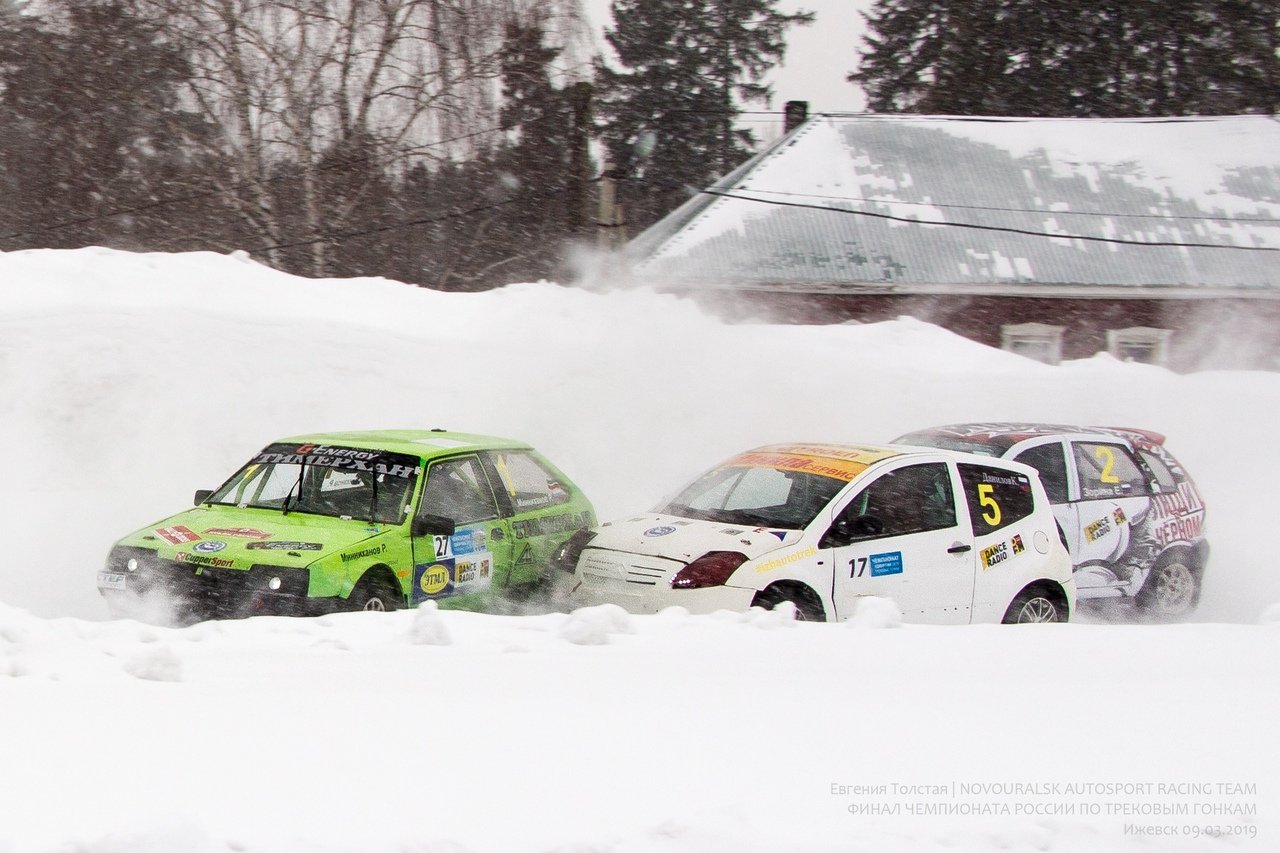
1135, 558, 1199, 621
1002, 587, 1065, 624
751, 585, 826, 622
349, 574, 401, 613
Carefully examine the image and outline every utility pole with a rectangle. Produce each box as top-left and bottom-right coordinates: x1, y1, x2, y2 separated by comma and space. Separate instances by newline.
567, 82, 594, 235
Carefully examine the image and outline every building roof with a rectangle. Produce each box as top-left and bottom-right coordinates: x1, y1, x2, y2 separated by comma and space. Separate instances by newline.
628, 114, 1280, 297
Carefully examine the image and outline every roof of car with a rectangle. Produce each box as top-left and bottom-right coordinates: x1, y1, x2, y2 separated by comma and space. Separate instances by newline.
896, 422, 1166, 453
273, 429, 531, 458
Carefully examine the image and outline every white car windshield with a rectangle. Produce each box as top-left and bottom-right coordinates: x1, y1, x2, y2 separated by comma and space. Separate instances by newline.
205, 443, 419, 525
659, 465, 845, 530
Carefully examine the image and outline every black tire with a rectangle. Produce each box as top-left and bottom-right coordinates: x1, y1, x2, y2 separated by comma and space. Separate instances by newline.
1135, 557, 1200, 621
751, 584, 826, 622
348, 573, 402, 613
1002, 585, 1067, 624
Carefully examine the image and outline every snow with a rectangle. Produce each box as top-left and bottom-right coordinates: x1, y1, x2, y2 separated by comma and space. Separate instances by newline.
1, 247, 1277, 851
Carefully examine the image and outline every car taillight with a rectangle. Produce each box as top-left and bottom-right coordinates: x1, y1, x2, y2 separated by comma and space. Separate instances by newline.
671, 551, 749, 589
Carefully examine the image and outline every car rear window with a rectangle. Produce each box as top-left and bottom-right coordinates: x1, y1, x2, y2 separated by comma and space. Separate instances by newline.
1073, 442, 1150, 499
957, 464, 1035, 534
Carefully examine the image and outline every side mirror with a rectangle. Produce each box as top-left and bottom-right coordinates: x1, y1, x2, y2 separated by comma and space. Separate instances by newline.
412, 514, 456, 537
194, 489, 212, 505
819, 514, 884, 549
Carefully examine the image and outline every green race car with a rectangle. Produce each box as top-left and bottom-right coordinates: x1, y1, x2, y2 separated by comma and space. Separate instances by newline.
100, 430, 595, 620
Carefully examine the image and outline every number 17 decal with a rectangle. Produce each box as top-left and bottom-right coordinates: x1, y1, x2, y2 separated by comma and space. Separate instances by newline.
849, 556, 867, 577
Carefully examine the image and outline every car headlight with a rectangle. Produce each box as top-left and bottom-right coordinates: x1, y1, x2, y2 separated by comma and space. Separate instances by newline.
671, 551, 749, 589
126, 558, 139, 572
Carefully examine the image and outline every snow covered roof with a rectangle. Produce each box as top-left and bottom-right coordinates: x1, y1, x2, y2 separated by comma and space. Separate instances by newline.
629, 114, 1280, 296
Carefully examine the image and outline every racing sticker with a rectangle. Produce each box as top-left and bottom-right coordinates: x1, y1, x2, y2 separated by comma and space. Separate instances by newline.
204, 527, 271, 540
430, 527, 488, 560
644, 526, 676, 537
412, 553, 494, 602
193, 541, 227, 553
869, 551, 903, 577
246, 540, 324, 551
980, 541, 1009, 569
156, 525, 201, 545
1083, 516, 1113, 543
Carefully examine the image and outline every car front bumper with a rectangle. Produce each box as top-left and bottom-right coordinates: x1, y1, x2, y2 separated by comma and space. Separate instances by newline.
100, 546, 322, 620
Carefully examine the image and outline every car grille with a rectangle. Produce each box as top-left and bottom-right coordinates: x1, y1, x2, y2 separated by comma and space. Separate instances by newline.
579, 549, 684, 589
105, 545, 310, 616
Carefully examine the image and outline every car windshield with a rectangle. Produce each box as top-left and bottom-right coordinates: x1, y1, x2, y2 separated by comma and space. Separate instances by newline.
205, 443, 420, 525
659, 464, 846, 530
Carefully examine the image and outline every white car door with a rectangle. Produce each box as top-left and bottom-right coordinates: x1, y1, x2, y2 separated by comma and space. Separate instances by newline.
954, 461, 1046, 617
826, 460, 975, 624
1068, 440, 1153, 594
1009, 440, 1075, 553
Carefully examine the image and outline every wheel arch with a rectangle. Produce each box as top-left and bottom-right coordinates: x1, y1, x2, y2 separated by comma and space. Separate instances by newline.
1007, 578, 1071, 622
350, 562, 405, 604
751, 580, 827, 621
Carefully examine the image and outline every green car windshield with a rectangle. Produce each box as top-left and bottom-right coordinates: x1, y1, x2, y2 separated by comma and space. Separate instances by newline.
206, 443, 420, 525
660, 465, 846, 530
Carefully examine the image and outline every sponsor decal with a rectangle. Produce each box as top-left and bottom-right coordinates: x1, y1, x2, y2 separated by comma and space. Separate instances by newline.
869, 551, 904, 577
193, 541, 227, 553
515, 495, 551, 509
644, 526, 677, 537
246, 540, 324, 551
252, 444, 418, 480
1154, 513, 1205, 546
340, 542, 387, 563
204, 527, 271, 540
768, 530, 788, 541
511, 511, 593, 539
981, 541, 1009, 569
456, 560, 478, 584
754, 546, 818, 574
156, 525, 201, 545
1011, 534, 1025, 555
720, 528, 745, 536
1151, 482, 1206, 519
728, 451, 869, 482
175, 552, 233, 569
418, 562, 451, 596
1083, 516, 1113, 543
1112, 508, 1127, 526
450, 528, 487, 556
479, 559, 491, 579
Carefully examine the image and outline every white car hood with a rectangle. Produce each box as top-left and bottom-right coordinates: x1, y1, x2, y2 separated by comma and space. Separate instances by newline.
588, 513, 803, 562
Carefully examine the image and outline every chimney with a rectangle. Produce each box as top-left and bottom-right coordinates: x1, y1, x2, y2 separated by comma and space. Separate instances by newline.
784, 100, 809, 134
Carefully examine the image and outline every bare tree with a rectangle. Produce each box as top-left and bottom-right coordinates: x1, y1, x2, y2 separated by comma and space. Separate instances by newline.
135, 0, 590, 276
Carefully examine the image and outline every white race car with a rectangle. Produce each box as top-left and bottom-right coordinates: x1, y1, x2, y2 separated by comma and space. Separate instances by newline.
565, 443, 1075, 624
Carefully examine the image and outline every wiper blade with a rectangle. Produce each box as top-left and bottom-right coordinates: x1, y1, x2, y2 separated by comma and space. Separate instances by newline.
283, 453, 307, 516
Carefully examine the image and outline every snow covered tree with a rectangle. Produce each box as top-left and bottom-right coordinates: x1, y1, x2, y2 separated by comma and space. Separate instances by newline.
850, 0, 1279, 117
595, 0, 813, 232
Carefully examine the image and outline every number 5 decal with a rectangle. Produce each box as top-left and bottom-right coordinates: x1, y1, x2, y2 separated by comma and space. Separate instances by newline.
977, 483, 1001, 526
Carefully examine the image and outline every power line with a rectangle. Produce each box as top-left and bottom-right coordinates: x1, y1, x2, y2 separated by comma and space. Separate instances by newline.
701, 189, 1280, 252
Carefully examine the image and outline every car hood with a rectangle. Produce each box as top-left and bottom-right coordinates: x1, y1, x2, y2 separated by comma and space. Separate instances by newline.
114, 505, 388, 568
587, 513, 803, 562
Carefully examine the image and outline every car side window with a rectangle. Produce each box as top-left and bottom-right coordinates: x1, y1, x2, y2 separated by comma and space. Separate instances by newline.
957, 464, 1035, 534
1073, 442, 1149, 499
485, 451, 572, 512
1137, 449, 1177, 492
418, 456, 500, 525
833, 463, 957, 541
1012, 443, 1069, 504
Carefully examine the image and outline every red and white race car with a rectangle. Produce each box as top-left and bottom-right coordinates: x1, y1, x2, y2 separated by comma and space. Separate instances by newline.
895, 424, 1207, 620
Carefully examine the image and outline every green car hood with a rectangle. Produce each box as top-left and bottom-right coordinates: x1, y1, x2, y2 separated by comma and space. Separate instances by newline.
114, 504, 391, 570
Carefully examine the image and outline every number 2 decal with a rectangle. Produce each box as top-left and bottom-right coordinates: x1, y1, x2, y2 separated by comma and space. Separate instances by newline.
1094, 446, 1121, 484
977, 483, 1001, 526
